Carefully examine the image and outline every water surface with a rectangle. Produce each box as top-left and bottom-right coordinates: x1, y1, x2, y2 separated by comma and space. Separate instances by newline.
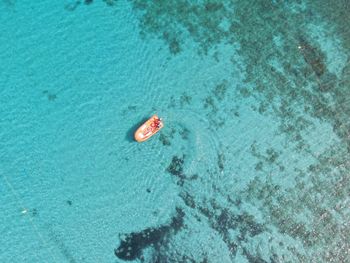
0, 0, 349, 262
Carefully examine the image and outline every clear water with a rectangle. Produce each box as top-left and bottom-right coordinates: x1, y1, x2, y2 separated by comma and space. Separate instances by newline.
1, 0, 349, 262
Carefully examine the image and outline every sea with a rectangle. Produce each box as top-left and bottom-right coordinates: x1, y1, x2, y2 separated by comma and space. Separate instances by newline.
0, 0, 349, 262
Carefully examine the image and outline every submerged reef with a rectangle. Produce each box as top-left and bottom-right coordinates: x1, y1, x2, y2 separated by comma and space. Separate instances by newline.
167, 156, 184, 176
298, 36, 337, 92
158, 124, 190, 146
127, 0, 350, 262
64, 0, 116, 11
84, 0, 93, 5
199, 200, 265, 258
166, 155, 186, 186
177, 187, 266, 260
103, 0, 117, 6
158, 127, 175, 146
130, 0, 232, 55
114, 208, 185, 261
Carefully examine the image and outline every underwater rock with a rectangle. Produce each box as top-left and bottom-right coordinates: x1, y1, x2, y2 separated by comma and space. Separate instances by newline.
213, 81, 228, 101
196, 200, 265, 258
203, 96, 218, 113
298, 37, 338, 93
243, 248, 268, 263
180, 93, 192, 107
48, 94, 57, 101
217, 152, 225, 171
170, 207, 185, 231
298, 37, 325, 77
32, 208, 38, 216
179, 191, 196, 209
166, 155, 186, 186
265, 148, 279, 164
163, 32, 181, 54
64, 0, 81, 11
318, 72, 337, 92
167, 156, 184, 176
188, 174, 198, 180
179, 128, 190, 140
255, 161, 263, 171
168, 95, 176, 108
114, 208, 185, 261
236, 213, 265, 237
84, 0, 93, 4
159, 133, 171, 146
42, 90, 57, 101
103, 0, 117, 6
159, 127, 176, 146
114, 225, 169, 260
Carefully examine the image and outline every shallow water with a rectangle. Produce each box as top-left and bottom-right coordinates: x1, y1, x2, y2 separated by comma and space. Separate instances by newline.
0, 0, 349, 262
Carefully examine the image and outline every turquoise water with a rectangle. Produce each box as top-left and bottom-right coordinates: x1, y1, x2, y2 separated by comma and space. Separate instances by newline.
1, 0, 350, 262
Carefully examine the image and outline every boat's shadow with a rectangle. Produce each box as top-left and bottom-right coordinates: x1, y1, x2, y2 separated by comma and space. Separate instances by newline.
125, 117, 149, 142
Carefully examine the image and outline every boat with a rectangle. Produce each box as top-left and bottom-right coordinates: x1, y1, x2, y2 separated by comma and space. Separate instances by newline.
134, 115, 164, 142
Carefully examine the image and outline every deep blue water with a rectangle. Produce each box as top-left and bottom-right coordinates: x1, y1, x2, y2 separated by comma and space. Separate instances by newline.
1, 0, 350, 262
